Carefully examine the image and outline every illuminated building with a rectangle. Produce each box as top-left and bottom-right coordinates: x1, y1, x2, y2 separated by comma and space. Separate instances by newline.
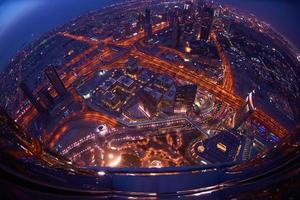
153, 75, 173, 92
19, 82, 47, 114
139, 87, 162, 117
233, 91, 256, 130
174, 84, 197, 113
192, 131, 240, 163
126, 56, 139, 77
116, 75, 135, 93
160, 85, 176, 113
45, 66, 67, 97
102, 91, 121, 110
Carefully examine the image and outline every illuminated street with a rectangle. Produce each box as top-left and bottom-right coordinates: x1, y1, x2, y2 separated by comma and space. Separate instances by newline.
0, 0, 299, 170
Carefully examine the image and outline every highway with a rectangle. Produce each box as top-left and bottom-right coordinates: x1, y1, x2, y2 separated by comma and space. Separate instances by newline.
16, 20, 288, 152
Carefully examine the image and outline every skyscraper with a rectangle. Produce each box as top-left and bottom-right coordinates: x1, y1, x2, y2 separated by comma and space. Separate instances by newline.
38, 89, 54, 109
145, 8, 151, 24
233, 91, 256, 130
172, 17, 182, 48
200, 7, 215, 41
144, 8, 152, 40
19, 82, 47, 114
45, 66, 67, 97
174, 84, 197, 113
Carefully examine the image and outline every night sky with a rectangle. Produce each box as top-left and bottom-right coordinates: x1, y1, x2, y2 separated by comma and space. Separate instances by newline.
0, 0, 299, 70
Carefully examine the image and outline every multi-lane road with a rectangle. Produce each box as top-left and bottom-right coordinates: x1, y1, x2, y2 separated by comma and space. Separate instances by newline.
17, 20, 288, 151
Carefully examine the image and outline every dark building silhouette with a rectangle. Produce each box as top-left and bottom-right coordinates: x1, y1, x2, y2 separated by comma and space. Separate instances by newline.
38, 89, 54, 109
144, 8, 152, 40
174, 84, 197, 113
200, 7, 214, 41
138, 87, 162, 117
145, 8, 151, 24
45, 66, 67, 97
19, 82, 47, 114
172, 17, 182, 48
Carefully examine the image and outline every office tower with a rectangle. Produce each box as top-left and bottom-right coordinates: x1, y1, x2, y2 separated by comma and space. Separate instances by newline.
144, 8, 152, 40
139, 87, 162, 117
126, 56, 139, 76
168, 10, 176, 29
174, 84, 197, 113
200, 7, 215, 41
145, 8, 151, 24
144, 24, 152, 40
38, 89, 54, 109
45, 66, 67, 97
19, 82, 47, 114
233, 91, 256, 130
172, 17, 182, 48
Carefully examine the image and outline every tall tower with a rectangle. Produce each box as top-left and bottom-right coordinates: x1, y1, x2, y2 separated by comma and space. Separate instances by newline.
144, 8, 152, 40
200, 6, 215, 41
233, 90, 256, 130
172, 17, 182, 48
145, 8, 151, 24
45, 66, 67, 97
19, 82, 47, 114
38, 89, 54, 109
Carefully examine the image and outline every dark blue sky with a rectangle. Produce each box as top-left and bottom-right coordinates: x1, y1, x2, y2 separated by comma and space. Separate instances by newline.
0, 0, 299, 70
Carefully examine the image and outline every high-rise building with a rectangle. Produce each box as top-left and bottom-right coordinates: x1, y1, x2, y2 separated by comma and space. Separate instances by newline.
137, 12, 144, 30
144, 24, 153, 40
172, 17, 182, 48
45, 66, 67, 97
200, 7, 215, 41
174, 84, 197, 113
126, 56, 139, 77
144, 8, 152, 40
145, 9, 151, 24
38, 89, 54, 109
138, 87, 162, 117
19, 82, 47, 114
233, 91, 256, 130
168, 10, 176, 29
